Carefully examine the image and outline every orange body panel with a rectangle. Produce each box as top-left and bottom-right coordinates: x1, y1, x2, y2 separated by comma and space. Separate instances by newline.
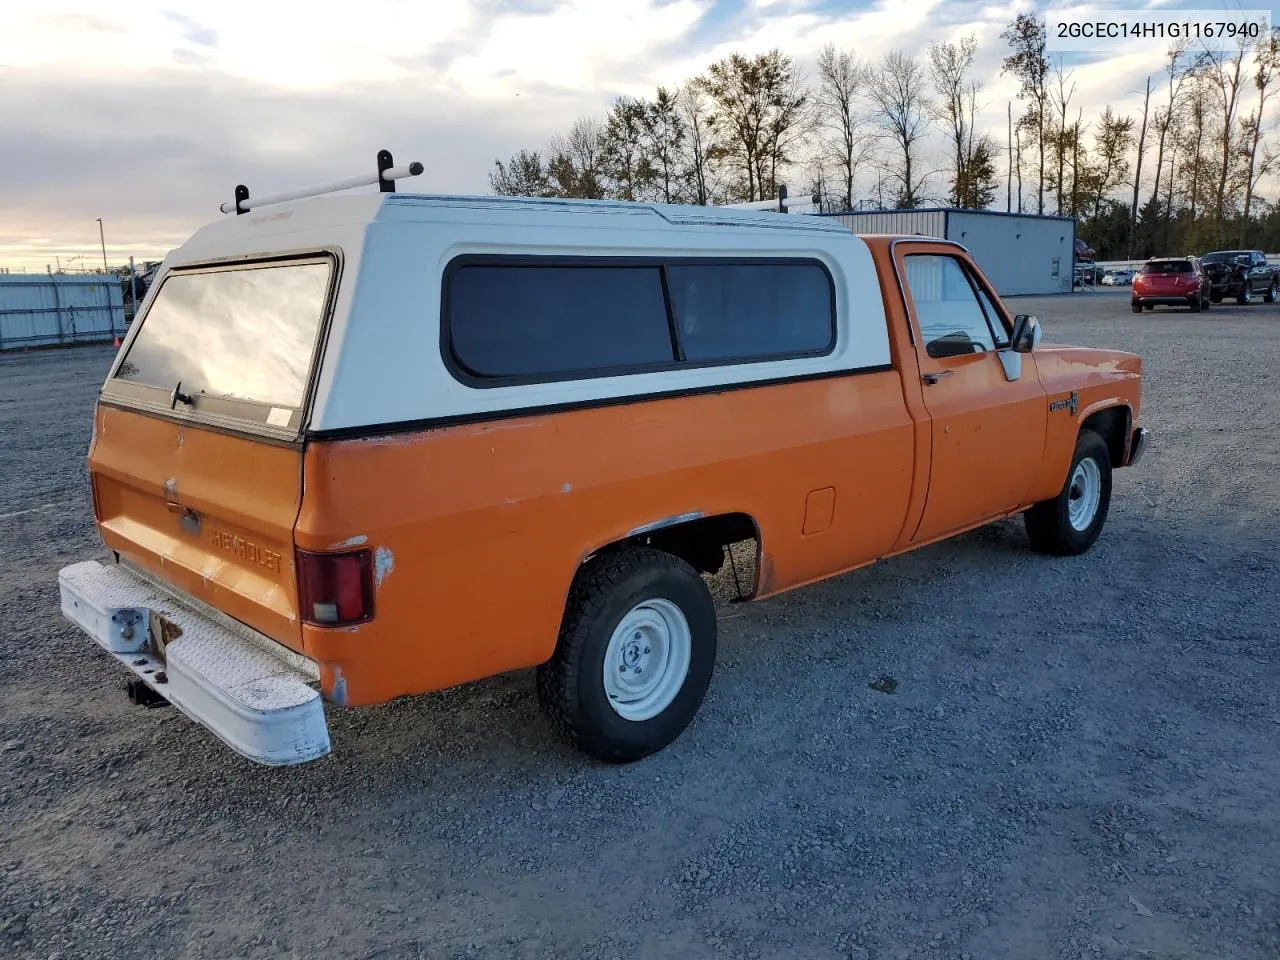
1027, 344, 1143, 502
296, 372, 918, 705
89, 404, 305, 649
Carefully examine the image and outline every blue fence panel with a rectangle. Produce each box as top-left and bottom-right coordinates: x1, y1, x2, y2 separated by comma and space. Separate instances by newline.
0, 274, 125, 350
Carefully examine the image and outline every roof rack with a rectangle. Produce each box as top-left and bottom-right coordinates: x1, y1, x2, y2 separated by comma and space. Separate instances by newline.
219, 148, 424, 215
718, 184, 821, 214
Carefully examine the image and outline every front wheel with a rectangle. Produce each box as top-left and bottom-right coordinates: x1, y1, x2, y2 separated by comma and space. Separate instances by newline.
1266, 280, 1278, 303
1130, 300, 1143, 314
1237, 286, 1250, 305
1024, 430, 1113, 556
1189, 295, 1202, 313
536, 547, 717, 762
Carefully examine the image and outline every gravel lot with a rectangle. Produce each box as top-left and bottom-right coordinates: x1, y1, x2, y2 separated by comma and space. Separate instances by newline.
1, 288, 1278, 960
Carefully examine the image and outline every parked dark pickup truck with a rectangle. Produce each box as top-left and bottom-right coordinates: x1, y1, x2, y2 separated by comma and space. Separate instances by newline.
1199, 250, 1279, 304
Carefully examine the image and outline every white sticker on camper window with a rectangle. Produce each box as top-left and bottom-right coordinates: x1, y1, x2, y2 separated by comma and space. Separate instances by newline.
267, 407, 292, 427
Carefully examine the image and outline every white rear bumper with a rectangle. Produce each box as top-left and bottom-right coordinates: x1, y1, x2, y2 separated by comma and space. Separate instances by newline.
58, 560, 330, 766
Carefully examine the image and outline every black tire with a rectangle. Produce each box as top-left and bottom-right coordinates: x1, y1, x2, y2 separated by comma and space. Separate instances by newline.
1237, 287, 1250, 305
1266, 280, 1278, 303
1189, 295, 1202, 313
536, 546, 716, 763
1202, 293, 1210, 311
1024, 430, 1113, 556
1211, 293, 1223, 303
1130, 300, 1142, 314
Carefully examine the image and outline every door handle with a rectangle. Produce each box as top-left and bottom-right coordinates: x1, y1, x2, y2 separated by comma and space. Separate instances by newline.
922, 370, 954, 385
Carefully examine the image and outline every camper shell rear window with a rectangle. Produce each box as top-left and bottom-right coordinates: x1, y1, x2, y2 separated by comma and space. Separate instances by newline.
107, 255, 335, 434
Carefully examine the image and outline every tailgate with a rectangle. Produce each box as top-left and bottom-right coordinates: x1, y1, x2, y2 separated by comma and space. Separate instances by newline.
89, 254, 338, 654
90, 404, 306, 650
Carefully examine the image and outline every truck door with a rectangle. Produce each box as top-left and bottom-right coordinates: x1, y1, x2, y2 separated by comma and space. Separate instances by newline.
894, 244, 1048, 543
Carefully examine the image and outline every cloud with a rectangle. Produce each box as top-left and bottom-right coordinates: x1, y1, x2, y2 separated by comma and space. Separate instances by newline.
163, 12, 219, 48
0, 0, 1268, 270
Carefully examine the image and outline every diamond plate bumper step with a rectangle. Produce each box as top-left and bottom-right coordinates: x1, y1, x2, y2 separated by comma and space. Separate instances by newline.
58, 560, 330, 766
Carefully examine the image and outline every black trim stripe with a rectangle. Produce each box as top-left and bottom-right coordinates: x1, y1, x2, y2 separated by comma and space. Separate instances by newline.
306, 363, 896, 442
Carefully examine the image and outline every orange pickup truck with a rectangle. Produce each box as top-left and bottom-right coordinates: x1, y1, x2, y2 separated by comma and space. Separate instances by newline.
58, 177, 1147, 767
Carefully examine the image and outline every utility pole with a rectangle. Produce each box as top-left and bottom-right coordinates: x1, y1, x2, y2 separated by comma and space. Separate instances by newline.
96, 218, 109, 275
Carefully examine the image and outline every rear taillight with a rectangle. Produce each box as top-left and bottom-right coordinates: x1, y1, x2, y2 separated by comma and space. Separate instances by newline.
297, 549, 375, 626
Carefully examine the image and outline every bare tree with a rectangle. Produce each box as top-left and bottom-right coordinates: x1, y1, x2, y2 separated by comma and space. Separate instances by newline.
1128, 76, 1153, 257
1178, 75, 1214, 222
1050, 58, 1077, 214
1007, 101, 1013, 211
1015, 122, 1024, 212
678, 83, 717, 205
490, 149, 553, 197
1089, 107, 1135, 220
640, 87, 686, 203
1198, 33, 1250, 221
1239, 27, 1280, 241
547, 116, 607, 199
929, 36, 983, 207
1068, 109, 1085, 216
816, 43, 871, 212
866, 49, 932, 208
602, 97, 654, 201
1001, 13, 1051, 214
1151, 43, 1191, 241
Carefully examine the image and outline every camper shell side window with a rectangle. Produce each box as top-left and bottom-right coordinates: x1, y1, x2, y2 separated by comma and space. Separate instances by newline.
441, 255, 837, 388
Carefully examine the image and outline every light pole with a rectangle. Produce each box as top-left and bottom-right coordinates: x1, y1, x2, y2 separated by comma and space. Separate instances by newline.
96, 218, 108, 275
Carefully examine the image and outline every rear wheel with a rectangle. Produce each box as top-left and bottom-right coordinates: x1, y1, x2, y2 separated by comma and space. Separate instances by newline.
1130, 300, 1143, 314
1025, 430, 1113, 556
1237, 286, 1250, 305
536, 547, 717, 762
1189, 295, 1202, 313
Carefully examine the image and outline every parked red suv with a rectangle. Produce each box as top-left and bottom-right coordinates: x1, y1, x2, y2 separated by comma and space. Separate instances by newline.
1131, 257, 1210, 313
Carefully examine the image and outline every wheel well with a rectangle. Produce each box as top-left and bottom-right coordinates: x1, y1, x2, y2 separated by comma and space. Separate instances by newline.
1081, 406, 1130, 467
587, 512, 761, 597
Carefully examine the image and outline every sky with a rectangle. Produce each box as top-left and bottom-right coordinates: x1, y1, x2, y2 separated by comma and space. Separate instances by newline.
2, 0, 1277, 272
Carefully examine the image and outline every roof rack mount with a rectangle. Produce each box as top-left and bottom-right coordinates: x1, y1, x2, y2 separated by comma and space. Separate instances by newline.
220, 148, 424, 215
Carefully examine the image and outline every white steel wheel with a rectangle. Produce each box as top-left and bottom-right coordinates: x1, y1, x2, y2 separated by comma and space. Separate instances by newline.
602, 598, 692, 722
1067, 457, 1102, 532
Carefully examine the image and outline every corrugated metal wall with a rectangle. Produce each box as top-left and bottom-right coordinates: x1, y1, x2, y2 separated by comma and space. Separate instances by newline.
831, 210, 946, 238
0, 274, 125, 350
946, 212, 1074, 296
826, 209, 1075, 296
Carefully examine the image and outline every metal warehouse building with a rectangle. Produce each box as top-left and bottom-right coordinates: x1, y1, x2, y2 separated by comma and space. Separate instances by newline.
0, 273, 126, 350
825, 208, 1076, 296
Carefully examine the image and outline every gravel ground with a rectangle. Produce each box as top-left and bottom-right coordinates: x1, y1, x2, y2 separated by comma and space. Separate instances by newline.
1, 289, 1278, 960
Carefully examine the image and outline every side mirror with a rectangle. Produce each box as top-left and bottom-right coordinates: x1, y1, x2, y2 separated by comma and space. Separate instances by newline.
1010, 314, 1043, 353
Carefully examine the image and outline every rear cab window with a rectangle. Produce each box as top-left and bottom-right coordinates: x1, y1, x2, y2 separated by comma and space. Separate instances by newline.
1141, 260, 1193, 274
105, 256, 336, 437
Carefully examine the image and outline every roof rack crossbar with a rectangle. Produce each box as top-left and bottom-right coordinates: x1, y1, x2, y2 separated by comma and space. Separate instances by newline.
220, 148, 424, 215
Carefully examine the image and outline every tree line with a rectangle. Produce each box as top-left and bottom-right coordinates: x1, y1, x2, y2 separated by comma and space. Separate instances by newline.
490, 17, 1280, 260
